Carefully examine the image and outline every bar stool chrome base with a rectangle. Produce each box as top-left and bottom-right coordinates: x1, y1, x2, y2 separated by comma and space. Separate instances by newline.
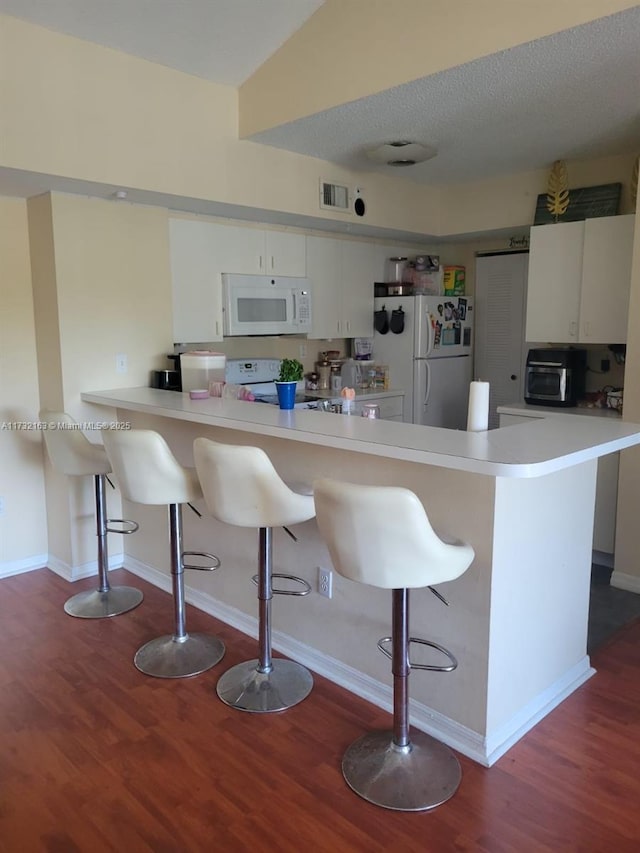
134, 632, 225, 679
216, 658, 313, 712
64, 585, 144, 619
342, 729, 461, 812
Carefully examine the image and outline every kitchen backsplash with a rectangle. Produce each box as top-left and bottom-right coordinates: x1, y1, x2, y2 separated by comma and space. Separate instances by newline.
583, 344, 625, 393
175, 337, 348, 375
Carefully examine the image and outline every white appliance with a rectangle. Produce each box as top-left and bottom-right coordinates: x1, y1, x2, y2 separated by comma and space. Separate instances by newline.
222, 274, 311, 336
373, 295, 474, 429
225, 358, 320, 409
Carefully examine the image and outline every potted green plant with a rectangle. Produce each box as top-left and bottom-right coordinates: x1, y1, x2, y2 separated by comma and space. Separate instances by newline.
275, 358, 304, 409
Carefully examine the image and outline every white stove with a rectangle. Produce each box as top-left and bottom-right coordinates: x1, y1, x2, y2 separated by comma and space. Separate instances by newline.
225, 359, 320, 410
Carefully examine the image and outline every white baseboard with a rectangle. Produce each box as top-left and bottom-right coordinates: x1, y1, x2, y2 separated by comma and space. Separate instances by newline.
0, 553, 48, 579
592, 550, 614, 569
483, 657, 595, 766
610, 570, 640, 594
124, 556, 593, 767
47, 553, 124, 583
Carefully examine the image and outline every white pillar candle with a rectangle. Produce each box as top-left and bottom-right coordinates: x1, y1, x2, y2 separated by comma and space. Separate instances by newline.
467, 381, 490, 432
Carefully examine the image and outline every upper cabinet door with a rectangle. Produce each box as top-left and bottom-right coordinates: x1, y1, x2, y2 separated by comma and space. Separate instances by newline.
169, 218, 224, 343
217, 225, 266, 275
265, 230, 306, 276
306, 235, 341, 339
525, 220, 584, 342
580, 215, 634, 344
213, 226, 306, 276
340, 240, 377, 338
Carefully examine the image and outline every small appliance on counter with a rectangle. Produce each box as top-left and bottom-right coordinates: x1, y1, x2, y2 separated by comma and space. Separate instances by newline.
180, 351, 226, 393
151, 352, 183, 390
524, 348, 587, 407
150, 368, 181, 391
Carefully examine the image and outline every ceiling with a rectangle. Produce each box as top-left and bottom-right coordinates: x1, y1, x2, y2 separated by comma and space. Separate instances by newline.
0, 0, 325, 86
1, 1, 639, 239
250, 7, 640, 186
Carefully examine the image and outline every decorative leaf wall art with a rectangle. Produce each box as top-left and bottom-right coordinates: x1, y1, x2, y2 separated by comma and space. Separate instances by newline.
631, 155, 639, 210
546, 160, 570, 222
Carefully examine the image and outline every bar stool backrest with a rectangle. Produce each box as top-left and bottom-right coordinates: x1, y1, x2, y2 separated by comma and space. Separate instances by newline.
314, 478, 474, 589
193, 438, 315, 528
39, 409, 111, 477
102, 429, 201, 506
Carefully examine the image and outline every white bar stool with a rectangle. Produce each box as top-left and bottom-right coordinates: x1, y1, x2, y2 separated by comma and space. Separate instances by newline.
193, 438, 315, 713
40, 410, 143, 618
102, 429, 225, 679
314, 478, 475, 812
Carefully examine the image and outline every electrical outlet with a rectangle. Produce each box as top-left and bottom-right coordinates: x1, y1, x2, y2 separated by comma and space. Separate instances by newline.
299, 343, 307, 359
318, 567, 333, 599
116, 353, 128, 374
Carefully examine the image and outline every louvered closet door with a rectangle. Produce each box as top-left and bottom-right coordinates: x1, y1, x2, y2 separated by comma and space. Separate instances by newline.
474, 252, 529, 429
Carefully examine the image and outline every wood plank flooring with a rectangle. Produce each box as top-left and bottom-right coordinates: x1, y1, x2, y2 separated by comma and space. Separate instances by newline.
1, 568, 639, 852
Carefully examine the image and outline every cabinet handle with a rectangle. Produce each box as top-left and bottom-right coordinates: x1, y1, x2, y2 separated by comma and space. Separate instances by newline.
258, 254, 263, 270
270, 256, 275, 271
570, 321, 577, 337
215, 321, 220, 336
584, 321, 591, 337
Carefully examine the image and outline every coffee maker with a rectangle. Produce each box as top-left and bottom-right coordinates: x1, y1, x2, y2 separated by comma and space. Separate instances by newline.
151, 353, 182, 391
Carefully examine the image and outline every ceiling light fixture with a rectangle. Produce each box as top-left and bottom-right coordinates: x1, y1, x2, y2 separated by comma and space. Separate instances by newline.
113, 190, 128, 199
366, 141, 437, 166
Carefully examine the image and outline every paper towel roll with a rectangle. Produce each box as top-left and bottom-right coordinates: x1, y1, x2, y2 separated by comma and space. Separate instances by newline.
467, 381, 490, 432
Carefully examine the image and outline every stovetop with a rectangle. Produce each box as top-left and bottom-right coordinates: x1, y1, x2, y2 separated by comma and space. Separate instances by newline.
225, 358, 320, 409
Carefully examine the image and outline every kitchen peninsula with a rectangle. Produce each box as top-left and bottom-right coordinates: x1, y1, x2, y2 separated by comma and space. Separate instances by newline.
82, 387, 640, 766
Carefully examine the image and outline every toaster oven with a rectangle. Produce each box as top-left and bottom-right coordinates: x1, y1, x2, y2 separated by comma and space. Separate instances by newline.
524, 348, 587, 407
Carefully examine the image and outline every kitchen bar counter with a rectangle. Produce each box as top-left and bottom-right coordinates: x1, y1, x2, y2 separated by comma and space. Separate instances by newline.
82, 386, 640, 767
498, 401, 623, 420
82, 386, 640, 478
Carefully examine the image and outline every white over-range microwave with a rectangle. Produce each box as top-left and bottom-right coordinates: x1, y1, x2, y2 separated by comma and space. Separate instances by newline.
222, 273, 312, 336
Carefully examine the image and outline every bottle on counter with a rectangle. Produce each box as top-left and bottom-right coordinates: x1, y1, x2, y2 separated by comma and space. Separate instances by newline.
341, 358, 359, 388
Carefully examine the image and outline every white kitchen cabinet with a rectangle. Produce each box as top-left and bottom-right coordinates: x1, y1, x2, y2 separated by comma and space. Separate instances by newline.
525, 215, 634, 344
306, 235, 377, 339
169, 218, 307, 343
499, 410, 619, 555
341, 240, 379, 337
169, 218, 224, 343
216, 224, 306, 276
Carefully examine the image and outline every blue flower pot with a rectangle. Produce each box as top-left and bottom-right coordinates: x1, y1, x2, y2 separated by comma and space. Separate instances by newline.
275, 381, 297, 410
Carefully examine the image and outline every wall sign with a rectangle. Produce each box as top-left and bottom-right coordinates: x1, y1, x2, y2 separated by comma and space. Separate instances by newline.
533, 182, 622, 225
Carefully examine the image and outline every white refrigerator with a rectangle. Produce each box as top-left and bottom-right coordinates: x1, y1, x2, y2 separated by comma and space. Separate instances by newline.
373, 294, 474, 429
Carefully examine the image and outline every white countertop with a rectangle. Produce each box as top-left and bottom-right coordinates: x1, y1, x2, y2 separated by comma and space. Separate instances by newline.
498, 402, 623, 420
82, 387, 640, 479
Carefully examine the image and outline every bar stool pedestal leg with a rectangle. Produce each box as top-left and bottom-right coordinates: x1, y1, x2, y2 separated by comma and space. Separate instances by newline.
64, 474, 144, 619
341, 589, 461, 811
134, 504, 225, 678
216, 527, 313, 712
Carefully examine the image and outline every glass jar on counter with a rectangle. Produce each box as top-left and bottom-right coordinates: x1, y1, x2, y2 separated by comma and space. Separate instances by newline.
361, 403, 381, 419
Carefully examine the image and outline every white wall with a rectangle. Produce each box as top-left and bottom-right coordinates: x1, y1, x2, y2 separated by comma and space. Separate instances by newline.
0, 196, 48, 575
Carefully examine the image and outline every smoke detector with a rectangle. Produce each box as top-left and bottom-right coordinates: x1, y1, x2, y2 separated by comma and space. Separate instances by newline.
366, 141, 437, 166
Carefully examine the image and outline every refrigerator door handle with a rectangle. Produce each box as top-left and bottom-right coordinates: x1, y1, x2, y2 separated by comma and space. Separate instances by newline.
423, 360, 431, 408
425, 310, 434, 356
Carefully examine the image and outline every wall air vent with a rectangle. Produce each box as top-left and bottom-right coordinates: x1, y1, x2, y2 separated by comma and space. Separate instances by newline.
319, 179, 351, 213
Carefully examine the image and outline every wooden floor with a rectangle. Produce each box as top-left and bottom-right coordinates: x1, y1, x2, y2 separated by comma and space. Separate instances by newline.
1, 568, 640, 853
